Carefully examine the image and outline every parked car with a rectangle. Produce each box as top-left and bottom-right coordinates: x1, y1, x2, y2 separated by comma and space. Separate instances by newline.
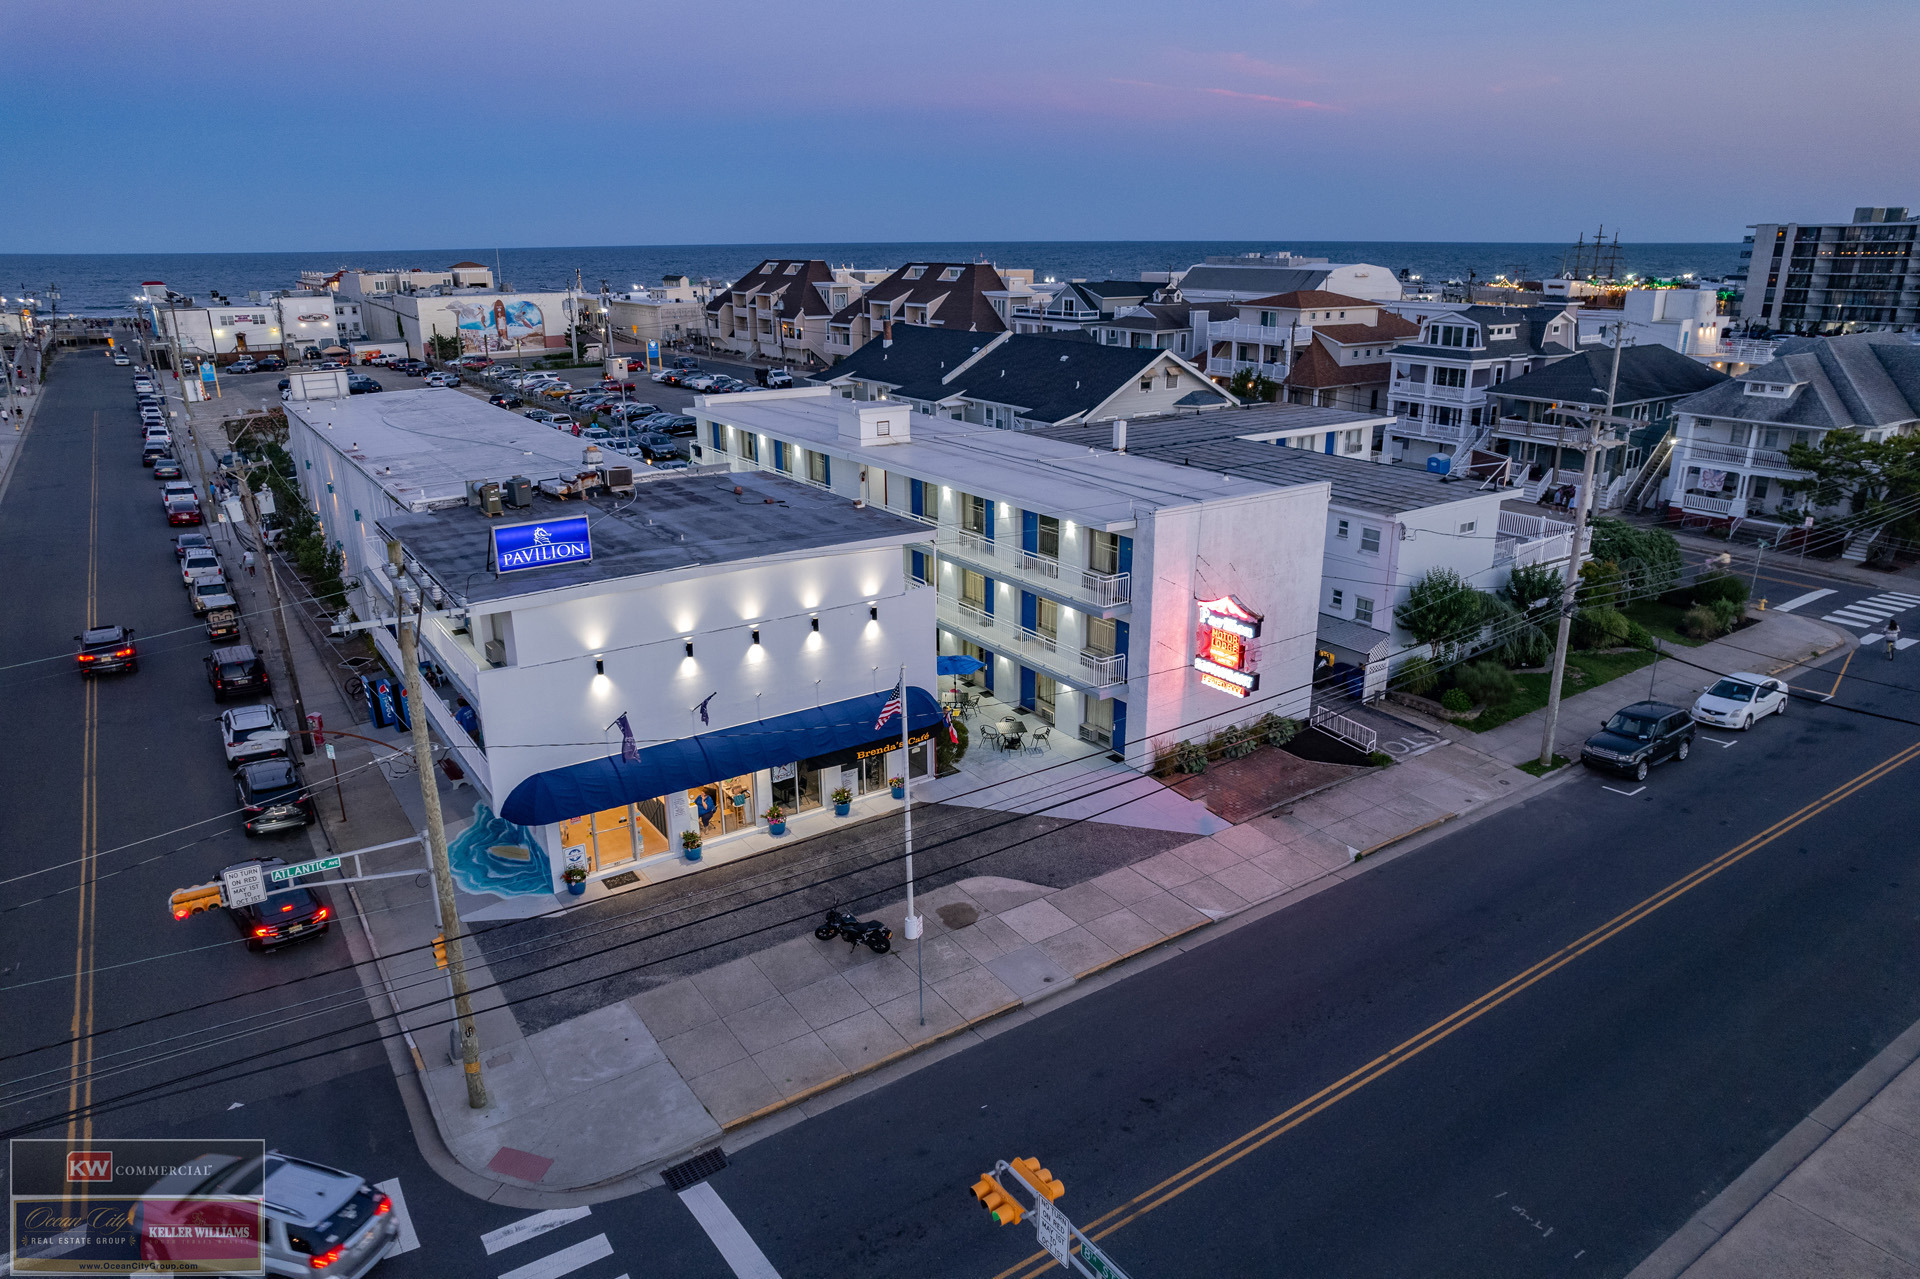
167, 498, 204, 526
652, 413, 698, 437
255, 355, 286, 371
151, 457, 183, 479
205, 605, 241, 642
181, 547, 222, 584
189, 574, 235, 614
523, 408, 555, 423
629, 431, 687, 461
347, 375, 383, 394
1581, 701, 1696, 782
763, 367, 793, 388
428, 371, 461, 387
161, 479, 196, 508
548, 414, 576, 431
228, 358, 259, 375
540, 383, 573, 399
222, 703, 291, 767
174, 531, 211, 559
488, 394, 522, 409
112, 353, 131, 366
671, 355, 700, 371
579, 425, 614, 443
234, 763, 317, 838
318, 360, 347, 370
75, 625, 138, 676
1691, 672, 1790, 730
206, 643, 270, 699
650, 367, 675, 384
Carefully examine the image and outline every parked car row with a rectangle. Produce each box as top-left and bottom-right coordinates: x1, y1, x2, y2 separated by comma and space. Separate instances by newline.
1581, 673, 1792, 782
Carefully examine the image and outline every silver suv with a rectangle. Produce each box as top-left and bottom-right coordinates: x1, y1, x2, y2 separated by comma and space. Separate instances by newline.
151, 1150, 399, 1277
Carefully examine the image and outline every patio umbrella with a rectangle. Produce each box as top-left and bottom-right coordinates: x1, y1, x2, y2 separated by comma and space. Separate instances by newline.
936, 655, 985, 675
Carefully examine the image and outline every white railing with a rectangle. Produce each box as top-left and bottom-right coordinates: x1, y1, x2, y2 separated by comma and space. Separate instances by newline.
1394, 380, 1479, 404
1208, 320, 1294, 343
1397, 418, 1471, 443
1681, 440, 1796, 471
954, 598, 995, 630
1016, 547, 1062, 579
1497, 510, 1573, 540
1210, 358, 1287, 381
1081, 569, 1131, 606
1311, 704, 1378, 754
1681, 492, 1745, 518
955, 527, 996, 558
1079, 650, 1127, 687
1710, 339, 1778, 365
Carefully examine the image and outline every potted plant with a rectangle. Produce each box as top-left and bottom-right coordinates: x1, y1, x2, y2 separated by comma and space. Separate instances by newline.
889, 775, 906, 800
561, 865, 588, 896
831, 786, 853, 817
766, 804, 787, 836
680, 829, 703, 862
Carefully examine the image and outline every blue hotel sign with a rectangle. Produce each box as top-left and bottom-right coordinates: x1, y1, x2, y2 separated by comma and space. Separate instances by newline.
493, 514, 593, 573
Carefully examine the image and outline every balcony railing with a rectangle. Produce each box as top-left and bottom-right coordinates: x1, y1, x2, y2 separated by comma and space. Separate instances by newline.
1209, 320, 1293, 343
1707, 339, 1779, 365
1680, 440, 1797, 471
937, 597, 1127, 695
929, 525, 1133, 609
1393, 379, 1479, 404
1681, 492, 1746, 519
1081, 569, 1131, 607
955, 527, 995, 557
1078, 649, 1126, 687
954, 598, 994, 629
1210, 357, 1287, 382
1016, 547, 1061, 579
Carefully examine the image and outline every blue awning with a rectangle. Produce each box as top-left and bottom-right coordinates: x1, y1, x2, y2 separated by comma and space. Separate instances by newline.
936, 654, 985, 675
501, 686, 945, 826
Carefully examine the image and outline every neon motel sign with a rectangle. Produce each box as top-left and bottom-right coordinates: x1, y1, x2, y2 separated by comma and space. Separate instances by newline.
1193, 595, 1262, 698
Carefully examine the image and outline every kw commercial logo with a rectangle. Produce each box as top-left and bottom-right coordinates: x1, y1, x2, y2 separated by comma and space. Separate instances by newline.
493, 515, 592, 574
66, 1151, 112, 1182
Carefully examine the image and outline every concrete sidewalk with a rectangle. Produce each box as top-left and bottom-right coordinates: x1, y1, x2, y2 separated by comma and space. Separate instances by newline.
1631, 1015, 1920, 1278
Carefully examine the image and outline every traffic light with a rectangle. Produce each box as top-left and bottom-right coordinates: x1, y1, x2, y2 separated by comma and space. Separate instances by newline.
169, 882, 224, 919
971, 1174, 1023, 1226
1010, 1157, 1064, 1202
432, 934, 448, 969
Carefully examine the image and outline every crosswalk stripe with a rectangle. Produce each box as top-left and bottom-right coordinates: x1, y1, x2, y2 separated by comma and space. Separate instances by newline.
374, 1179, 420, 1257
496, 1233, 613, 1279
482, 1207, 592, 1256
679, 1182, 783, 1279
1771, 588, 1836, 613
1824, 614, 1873, 627
1860, 635, 1920, 649
1880, 592, 1920, 603
1849, 600, 1910, 615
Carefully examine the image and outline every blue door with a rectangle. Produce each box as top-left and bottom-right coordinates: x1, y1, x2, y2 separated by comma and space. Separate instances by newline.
1117, 536, 1133, 577
984, 500, 996, 542
1019, 667, 1036, 712
910, 479, 924, 517
1114, 619, 1130, 655
911, 550, 927, 585
1021, 510, 1038, 553
1110, 699, 1127, 753
1324, 432, 1336, 453
981, 650, 994, 692
1020, 590, 1037, 631
982, 576, 996, 616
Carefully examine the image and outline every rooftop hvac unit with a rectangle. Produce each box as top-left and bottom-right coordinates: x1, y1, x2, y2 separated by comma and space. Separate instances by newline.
505, 476, 533, 508
484, 639, 505, 665
469, 480, 504, 517
599, 464, 634, 493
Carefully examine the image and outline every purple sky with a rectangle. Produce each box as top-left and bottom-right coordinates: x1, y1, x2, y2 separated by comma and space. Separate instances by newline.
6, 0, 1916, 252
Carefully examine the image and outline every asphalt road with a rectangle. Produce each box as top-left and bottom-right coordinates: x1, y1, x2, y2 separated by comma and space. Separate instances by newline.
8, 342, 1920, 1279
0, 339, 386, 1147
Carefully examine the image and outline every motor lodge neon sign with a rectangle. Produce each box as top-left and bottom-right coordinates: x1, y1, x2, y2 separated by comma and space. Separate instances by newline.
1193, 595, 1262, 697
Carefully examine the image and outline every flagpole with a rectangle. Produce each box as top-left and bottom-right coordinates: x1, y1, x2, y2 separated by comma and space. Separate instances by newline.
898, 665, 925, 1026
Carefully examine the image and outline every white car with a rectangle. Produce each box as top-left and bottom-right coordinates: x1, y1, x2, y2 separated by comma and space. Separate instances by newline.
181, 547, 222, 583
1691, 672, 1790, 730
424, 372, 453, 387
222, 703, 291, 766
161, 479, 196, 509
190, 576, 237, 616
113, 354, 131, 366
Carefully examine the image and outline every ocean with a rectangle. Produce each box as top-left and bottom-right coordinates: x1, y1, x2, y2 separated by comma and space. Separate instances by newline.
0, 240, 1745, 316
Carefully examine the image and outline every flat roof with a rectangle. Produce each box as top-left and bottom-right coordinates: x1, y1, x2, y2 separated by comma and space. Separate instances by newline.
380, 469, 927, 606
287, 390, 628, 510
696, 391, 1286, 530
1027, 411, 1495, 517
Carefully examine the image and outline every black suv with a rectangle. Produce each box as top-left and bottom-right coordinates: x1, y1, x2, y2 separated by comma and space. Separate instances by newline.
76, 625, 138, 676
235, 761, 316, 837
206, 644, 271, 701
1581, 701, 1696, 781
222, 856, 330, 949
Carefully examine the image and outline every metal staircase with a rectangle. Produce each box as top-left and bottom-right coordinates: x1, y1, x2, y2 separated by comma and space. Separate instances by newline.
1842, 525, 1884, 564
1618, 434, 1675, 513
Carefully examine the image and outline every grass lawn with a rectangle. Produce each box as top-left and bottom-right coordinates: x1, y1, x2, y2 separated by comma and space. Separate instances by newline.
1455, 647, 1660, 732
1624, 599, 1706, 647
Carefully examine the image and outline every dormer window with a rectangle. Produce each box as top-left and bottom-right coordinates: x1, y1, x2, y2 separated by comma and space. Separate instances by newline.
905, 266, 927, 280
784, 263, 801, 275
939, 266, 962, 282
1744, 381, 1798, 398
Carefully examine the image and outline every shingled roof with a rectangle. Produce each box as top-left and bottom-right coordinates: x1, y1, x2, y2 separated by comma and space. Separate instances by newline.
1673, 332, 1920, 430
1242, 290, 1376, 310
706, 259, 838, 318
829, 262, 1008, 332
1282, 342, 1392, 390
1496, 344, 1729, 407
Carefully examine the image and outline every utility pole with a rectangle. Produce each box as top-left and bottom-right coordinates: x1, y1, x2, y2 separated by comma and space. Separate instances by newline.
1538, 322, 1626, 769
396, 584, 489, 1109
896, 666, 924, 1025
228, 468, 316, 756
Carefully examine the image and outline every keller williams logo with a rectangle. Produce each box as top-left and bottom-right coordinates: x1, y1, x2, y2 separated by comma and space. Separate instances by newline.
66, 1150, 112, 1182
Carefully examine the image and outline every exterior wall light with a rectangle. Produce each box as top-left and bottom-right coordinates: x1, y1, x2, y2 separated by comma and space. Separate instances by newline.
595, 657, 605, 675
811, 616, 820, 631
751, 629, 761, 645
869, 605, 878, 621
685, 639, 694, 657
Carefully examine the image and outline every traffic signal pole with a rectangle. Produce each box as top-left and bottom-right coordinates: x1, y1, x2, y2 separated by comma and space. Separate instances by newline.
972, 1157, 1132, 1278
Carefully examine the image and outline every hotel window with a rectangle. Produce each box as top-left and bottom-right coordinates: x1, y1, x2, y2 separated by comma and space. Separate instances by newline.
773, 440, 790, 472
737, 432, 758, 463
1330, 589, 1344, 611
1088, 530, 1120, 575
960, 493, 989, 536
1354, 596, 1375, 625
1033, 673, 1058, 724
1034, 513, 1061, 559
1360, 527, 1381, 554
960, 568, 987, 609
709, 423, 728, 452
1343, 429, 1364, 453
1085, 615, 1117, 657
1033, 596, 1060, 641
807, 450, 831, 485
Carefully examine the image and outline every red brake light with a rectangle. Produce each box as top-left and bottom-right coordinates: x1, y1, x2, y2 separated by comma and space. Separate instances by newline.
115, 648, 133, 657
373, 1192, 391, 1215
78, 654, 94, 661
309, 1244, 345, 1269
254, 926, 272, 937
314, 907, 330, 922
280, 903, 294, 913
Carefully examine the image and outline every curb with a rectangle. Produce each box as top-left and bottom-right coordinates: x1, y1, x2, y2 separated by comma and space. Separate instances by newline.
1625, 1012, 1920, 1279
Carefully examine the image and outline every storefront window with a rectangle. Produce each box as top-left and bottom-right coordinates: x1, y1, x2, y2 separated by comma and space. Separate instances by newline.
559, 799, 670, 872
691, 775, 757, 838
770, 763, 823, 814
858, 753, 888, 795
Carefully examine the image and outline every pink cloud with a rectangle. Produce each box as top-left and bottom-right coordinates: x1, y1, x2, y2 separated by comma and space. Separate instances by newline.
1202, 86, 1336, 110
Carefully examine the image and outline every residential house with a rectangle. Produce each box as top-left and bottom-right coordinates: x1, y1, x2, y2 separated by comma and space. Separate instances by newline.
826, 262, 1013, 358
1490, 344, 1730, 512
808, 326, 1237, 429
685, 390, 1332, 768
1663, 332, 1920, 535
1381, 304, 1581, 467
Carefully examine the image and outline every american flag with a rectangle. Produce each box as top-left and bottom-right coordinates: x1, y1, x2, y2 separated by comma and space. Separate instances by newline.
875, 681, 904, 731
941, 705, 959, 744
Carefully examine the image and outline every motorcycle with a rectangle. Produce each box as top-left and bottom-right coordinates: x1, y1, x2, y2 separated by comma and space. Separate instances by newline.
815, 907, 892, 954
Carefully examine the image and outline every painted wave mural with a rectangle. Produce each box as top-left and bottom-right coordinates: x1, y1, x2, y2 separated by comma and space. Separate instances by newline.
445, 803, 552, 897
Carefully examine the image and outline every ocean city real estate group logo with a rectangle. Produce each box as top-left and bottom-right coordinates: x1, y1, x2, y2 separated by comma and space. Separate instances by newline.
493, 514, 593, 573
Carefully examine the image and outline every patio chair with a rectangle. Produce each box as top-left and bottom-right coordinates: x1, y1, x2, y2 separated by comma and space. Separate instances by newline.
1027, 727, 1051, 754
981, 727, 1002, 751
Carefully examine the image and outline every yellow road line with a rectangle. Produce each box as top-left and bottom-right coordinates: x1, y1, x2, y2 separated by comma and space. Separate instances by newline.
1830, 646, 1856, 699
993, 738, 1920, 1279
67, 411, 102, 1144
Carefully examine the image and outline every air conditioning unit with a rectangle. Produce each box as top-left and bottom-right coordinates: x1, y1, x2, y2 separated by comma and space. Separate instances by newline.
599, 464, 633, 493
505, 476, 534, 508
484, 639, 505, 665
471, 481, 503, 517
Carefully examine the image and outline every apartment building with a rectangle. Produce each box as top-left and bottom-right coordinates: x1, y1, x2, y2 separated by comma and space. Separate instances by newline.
1380, 304, 1580, 466
1664, 332, 1920, 529
810, 326, 1236, 429
1740, 207, 1920, 334
606, 276, 709, 351
684, 390, 1330, 767
825, 262, 1013, 357
705, 259, 884, 369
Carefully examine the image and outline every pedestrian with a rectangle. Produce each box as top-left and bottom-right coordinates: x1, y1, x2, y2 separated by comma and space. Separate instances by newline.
243, 549, 256, 578
1887, 618, 1901, 660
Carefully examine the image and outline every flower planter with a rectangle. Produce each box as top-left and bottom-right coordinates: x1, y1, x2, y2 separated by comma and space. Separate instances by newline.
890, 785, 905, 800
566, 879, 586, 896
833, 802, 851, 817
684, 844, 703, 862
768, 820, 787, 836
